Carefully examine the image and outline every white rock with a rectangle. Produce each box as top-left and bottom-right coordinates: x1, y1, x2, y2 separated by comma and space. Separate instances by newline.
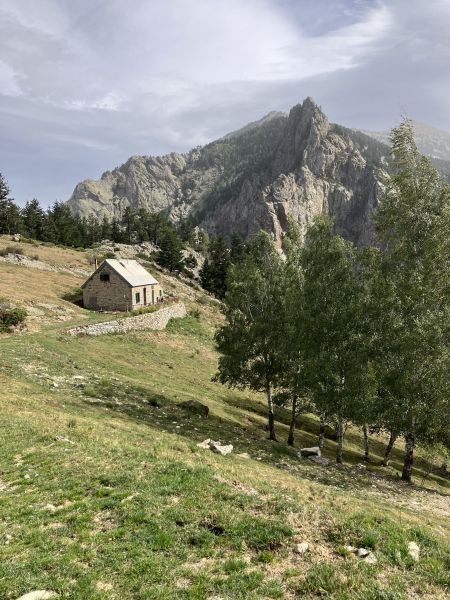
363, 552, 378, 565
197, 439, 211, 449
209, 441, 233, 456
16, 591, 57, 600
345, 545, 357, 553
408, 541, 420, 561
294, 542, 309, 555
357, 547, 370, 558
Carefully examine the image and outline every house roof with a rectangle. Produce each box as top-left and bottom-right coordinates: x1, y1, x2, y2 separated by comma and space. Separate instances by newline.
82, 259, 159, 289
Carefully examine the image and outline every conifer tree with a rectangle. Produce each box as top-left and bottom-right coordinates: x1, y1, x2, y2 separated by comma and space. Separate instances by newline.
157, 228, 185, 272
200, 236, 230, 298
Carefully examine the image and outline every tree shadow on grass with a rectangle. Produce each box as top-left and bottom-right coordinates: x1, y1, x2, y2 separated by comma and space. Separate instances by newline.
78, 378, 449, 499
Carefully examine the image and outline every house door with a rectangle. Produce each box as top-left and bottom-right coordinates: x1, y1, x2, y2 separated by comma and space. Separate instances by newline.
143, 288, 147, 306
151, 287, 155, 304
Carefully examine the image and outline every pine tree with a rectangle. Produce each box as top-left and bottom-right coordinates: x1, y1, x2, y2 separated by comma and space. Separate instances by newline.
156, 228, 185, 272
22, 199, 45, 239
0, 173, 22, 234
199, 236, 230, 298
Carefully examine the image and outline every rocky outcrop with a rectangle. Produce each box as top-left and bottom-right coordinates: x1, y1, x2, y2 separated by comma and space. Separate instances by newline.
68, 98, 390, 246
67, 302, 186, 336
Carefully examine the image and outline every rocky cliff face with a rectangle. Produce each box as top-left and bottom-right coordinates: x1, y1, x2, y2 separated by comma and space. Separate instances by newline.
68, 98, 390, 246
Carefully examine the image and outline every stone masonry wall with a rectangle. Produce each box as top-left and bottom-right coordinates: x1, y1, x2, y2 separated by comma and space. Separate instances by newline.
68, 302, 187, 336
83, 263, 131, 311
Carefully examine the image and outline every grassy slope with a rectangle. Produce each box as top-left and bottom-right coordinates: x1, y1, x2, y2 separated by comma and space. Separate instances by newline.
0, 240, 449, 599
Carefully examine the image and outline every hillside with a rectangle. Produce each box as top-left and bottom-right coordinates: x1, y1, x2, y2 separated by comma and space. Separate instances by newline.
0, 239, 449, 599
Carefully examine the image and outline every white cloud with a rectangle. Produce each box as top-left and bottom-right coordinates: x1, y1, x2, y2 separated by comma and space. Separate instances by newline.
0, 60, 23, 96
0, 0, 448, 204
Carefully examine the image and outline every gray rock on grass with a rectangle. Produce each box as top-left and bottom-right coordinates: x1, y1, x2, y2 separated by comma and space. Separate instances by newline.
197, 439, 233, 455
299, 446, 321, 458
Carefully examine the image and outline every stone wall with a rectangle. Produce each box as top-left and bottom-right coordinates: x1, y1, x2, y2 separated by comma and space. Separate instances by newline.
83, 263, 131, 311
68, 302, 187, 336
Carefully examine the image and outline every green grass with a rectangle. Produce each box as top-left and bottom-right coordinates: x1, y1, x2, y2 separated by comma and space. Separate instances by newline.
0, 300, 449, 598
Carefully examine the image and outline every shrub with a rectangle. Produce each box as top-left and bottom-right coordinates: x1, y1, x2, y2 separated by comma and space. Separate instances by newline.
21, 237, 39, 246
62, 287, 83, 307
189, 308, 201, 320
0, 307, 27, 331
0, 246, 24, 256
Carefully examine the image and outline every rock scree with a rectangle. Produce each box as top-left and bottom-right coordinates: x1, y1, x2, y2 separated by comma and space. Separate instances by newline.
67, 302, 187, 336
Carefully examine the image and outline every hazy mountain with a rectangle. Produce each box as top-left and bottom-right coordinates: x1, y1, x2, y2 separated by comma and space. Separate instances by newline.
363, 121, 450, 161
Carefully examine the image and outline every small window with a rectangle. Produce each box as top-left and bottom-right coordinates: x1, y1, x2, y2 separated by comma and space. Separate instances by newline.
135, 292, 140, 304
159, 289, 163, 297
100, 272, 110, 282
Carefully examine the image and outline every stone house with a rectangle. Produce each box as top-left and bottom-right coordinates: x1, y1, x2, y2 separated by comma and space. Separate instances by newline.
81, 259, 163, 311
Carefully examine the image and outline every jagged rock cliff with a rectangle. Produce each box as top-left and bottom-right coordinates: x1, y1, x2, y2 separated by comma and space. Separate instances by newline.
68, 98, 390, 246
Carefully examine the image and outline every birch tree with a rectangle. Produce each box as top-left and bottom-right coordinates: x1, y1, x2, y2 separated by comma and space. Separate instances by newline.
373, 120, 450, 482
214, 232, 284, 441
301, 216, 374, 463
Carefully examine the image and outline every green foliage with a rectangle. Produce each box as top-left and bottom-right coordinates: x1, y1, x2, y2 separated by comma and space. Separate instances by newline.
62, 287, 83, 307
0, 245, 24, 256
372, 119, 450, 480
0, 306, 27, 331
156, 227, 185, 272
200, 236, 231, 298
300, 216, 375, 461
215, 231, 285, 439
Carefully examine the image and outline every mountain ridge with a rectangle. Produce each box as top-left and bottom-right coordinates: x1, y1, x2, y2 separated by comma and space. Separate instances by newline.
68, 98, 450, 246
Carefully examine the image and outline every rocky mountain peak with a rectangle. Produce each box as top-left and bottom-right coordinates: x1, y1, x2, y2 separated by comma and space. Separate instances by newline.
67, 97, 395, 247
273, 97, 329, 174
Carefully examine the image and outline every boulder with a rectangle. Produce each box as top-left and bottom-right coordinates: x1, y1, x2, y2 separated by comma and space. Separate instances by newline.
178, 400, 209, 417
299, 446, 321, 458
357, 548, 370, 558
209, 441, 233, 456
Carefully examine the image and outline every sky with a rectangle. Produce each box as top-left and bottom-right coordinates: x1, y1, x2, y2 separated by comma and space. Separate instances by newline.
1, 0, 450, 205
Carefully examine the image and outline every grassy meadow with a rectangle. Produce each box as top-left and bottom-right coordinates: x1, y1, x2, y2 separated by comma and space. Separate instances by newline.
0, 237, 449, 599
